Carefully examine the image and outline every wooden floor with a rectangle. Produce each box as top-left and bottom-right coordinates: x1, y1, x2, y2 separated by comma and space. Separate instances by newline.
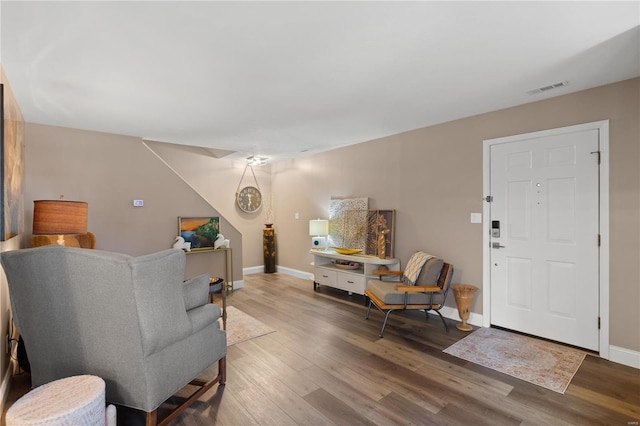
4, 272, 640, 425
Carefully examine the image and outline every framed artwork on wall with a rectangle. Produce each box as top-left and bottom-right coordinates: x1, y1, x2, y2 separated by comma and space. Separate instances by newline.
178, 217, 220, 251
0, 78, 25, 241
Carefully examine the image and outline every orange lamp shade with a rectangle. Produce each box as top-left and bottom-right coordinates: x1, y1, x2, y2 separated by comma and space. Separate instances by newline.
33, 200, 88, 235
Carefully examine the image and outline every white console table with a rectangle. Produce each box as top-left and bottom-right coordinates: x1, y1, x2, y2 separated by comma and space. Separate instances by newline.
310, 250, 400, 296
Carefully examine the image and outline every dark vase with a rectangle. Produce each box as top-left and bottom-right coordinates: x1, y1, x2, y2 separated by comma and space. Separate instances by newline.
263, 224, 276, 273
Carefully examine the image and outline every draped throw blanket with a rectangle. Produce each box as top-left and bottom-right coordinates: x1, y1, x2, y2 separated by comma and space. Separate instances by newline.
403, 251, 435, 285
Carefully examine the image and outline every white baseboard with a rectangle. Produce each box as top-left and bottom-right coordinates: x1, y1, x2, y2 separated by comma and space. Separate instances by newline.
609, 345, 640, 369
244, 265, 313, 280
437, 305, 484, 328
276, 266, 314, 280
0, 367, 10, 417
0, 361, 16, 416
243, 266, 264, 275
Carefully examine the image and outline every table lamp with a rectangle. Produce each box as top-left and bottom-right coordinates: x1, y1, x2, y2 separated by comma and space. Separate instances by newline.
309, 219, 329, 250
33, 197, 88, 246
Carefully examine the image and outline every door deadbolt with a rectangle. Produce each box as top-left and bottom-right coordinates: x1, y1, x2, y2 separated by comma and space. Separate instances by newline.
491, 220, 501, 238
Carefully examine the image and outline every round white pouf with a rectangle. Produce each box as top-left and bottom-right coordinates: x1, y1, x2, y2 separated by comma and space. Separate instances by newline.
6, 375, 109, 426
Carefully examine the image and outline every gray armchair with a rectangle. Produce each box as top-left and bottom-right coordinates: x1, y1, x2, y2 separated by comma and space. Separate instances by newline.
1, 245, 226, 425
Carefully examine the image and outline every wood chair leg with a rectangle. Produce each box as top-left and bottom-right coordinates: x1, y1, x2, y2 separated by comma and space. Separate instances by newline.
218, 356, 226, 385
144, 356, 227, 426
145, 410, 157, 426
222, 285, 227, 331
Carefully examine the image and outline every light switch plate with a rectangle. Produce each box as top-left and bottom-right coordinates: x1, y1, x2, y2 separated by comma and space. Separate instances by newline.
470, 213, 482, 223
133, 200, 144, 207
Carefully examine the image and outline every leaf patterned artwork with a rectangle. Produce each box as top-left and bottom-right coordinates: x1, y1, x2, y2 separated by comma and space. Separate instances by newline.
366, 210, 395, 258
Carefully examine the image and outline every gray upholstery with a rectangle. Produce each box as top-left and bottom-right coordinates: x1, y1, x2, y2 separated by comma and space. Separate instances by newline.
366, 280, 447, 306
365, 259, 454, 337
1, 245, 227, 413
414, 257, 444, 286
367, 256, 448, 305
366, 256, 444, 299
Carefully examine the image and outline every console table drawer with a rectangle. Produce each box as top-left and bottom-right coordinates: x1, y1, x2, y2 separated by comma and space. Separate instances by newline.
315, 268, 337, 286
310, 250, 399, 301
336, 273, 365, 294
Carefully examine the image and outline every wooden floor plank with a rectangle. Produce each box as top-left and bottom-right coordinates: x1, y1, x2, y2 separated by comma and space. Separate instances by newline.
571, 386, 640, 420
300, 365, 407, 426
376, 391, 443, 425
3, 272, 638, 426
303, 388, 373, 426
348, 354, 448, 413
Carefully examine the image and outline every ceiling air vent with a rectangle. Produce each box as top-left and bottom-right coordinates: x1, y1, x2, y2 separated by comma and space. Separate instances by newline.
527, 80, 569, 95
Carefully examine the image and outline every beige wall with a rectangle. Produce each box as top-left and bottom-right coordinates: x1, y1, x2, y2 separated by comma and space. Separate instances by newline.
143, 140, 272, 270
272, 78, 640, 352
22, 124, 244, 282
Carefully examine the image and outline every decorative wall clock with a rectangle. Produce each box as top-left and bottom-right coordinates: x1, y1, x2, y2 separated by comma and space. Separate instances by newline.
236, 185, 262, 213
235, 163, 262, 214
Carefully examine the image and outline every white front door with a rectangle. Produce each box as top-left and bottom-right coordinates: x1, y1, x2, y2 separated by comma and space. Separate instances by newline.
488, 127, 600, 351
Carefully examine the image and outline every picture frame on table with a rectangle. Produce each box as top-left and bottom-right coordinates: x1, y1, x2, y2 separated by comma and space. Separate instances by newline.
178, 216, 220, 251
366, 209, 395, 258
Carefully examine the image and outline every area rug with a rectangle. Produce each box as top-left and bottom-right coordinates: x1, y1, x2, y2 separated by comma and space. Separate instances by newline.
222, 306, 275, 346
443, 327, 586, 393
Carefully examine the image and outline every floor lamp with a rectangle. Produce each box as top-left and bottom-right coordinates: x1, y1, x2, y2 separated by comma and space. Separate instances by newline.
33, 198, 88, 246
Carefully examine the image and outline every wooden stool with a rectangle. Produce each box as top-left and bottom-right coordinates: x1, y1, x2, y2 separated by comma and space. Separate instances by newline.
6, 375, 116, 425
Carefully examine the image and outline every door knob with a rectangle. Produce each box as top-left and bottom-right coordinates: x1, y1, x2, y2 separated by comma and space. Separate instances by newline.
492, 242, 505, 249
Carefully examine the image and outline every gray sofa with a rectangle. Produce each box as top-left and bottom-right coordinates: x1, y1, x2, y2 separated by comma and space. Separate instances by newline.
1, 245, 226, 425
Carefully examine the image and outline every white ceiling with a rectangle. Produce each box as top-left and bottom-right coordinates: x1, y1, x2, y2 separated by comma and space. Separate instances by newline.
2, 1, 639, 163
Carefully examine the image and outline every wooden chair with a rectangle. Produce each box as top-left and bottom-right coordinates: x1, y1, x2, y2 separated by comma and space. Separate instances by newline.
365, 251, 454, 337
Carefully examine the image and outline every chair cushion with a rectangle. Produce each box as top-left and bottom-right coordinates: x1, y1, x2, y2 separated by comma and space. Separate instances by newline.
415, 258, 444, 286
187, 304, 222, 334
367, 280, 432, 305
183, 274, 209, 311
